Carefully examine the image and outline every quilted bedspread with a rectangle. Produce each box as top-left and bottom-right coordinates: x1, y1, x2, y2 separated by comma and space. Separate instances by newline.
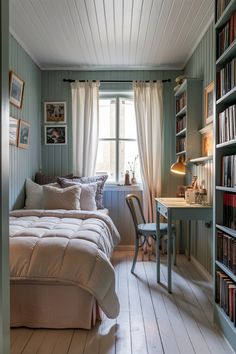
9, 209, 120, 319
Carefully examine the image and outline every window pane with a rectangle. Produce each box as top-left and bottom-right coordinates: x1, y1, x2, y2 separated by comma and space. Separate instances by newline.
99, 99, 116, 138
119, 141, 141, 183
119, 98, 137, 139
95, 140, 116, 182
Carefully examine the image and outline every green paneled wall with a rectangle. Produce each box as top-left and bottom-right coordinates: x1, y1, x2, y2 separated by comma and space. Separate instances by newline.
41, 69, 183, 197
9, 34, 41, 210
184, 23, 214, 274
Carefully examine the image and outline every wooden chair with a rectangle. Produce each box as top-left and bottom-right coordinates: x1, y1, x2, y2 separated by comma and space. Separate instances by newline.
125, 193, 176, 274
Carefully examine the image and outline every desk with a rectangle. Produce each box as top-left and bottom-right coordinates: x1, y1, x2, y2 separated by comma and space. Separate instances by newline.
155, 198, 212, 293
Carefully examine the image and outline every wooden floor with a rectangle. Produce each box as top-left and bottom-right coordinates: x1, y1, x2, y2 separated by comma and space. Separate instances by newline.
11, 251, 234, 354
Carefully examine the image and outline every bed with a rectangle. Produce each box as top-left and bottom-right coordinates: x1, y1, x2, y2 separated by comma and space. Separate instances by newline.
9, 176, 120, 329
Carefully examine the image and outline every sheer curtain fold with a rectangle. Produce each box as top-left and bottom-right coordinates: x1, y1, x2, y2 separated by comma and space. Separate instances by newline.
71, 81, 100, 177
133, 81, 163, 222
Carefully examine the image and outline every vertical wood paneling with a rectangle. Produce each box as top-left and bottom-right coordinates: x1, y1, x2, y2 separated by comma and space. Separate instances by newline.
9, 34, 41, 210
41, 69, 183, 199
184, 23, 214, 274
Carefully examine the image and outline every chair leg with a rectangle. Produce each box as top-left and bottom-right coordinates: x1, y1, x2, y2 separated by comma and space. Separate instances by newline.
131, 237, 140, 274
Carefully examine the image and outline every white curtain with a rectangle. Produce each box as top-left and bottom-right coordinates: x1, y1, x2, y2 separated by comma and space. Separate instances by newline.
133, 81, 163, 222
71, 81, 100, 177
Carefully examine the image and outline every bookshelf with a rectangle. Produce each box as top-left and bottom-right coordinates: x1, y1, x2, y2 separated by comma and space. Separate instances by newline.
174, 79, 202, 168
214, 0, 236, 350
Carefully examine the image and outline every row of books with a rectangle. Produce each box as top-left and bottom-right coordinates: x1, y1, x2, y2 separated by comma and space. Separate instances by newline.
223, 192, 236, 230
216, 57, 236, 99
216, 270, 236, 325
218, 104, 236, 143
176, 115, 186, 134
222, 155, 236, 187
216, 0, 231, 22
176, 92, 186, 114
176, 137, 185, 153
217, 11, 236, 58
217, 231, 236, 273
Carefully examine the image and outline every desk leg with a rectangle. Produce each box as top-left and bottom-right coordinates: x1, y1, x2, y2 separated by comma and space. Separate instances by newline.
167, 214, 172, 293
187, 220, 191, 261
156, 209, 160, 283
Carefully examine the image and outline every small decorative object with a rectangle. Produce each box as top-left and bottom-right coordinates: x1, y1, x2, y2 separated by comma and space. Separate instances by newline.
44, 102, 66, 123
204, 81, 214, 125
9, 71, 25, 108
128, 155, 139, 185
199, 123, 213, 156
18, 119, 30, 149
45, 125, 67, 145
9, 116, 19, 146
124, 170, 131, 185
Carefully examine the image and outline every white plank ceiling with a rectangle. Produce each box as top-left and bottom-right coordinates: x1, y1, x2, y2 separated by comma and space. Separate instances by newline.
9, 0, 214, 70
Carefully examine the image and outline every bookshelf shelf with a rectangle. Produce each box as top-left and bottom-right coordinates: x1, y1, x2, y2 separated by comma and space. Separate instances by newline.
214, 1, 236, 350
174, 80, 187, 97
189, 156, 213, 164
215, 0, 236, 29
176, 106, 186, 117
216, 224, 236, 238
176, 128, 186, 137
216, 39, 236, 67
216, 186, 236, 192
216, 260, 236, 282
176, 150, 186, 156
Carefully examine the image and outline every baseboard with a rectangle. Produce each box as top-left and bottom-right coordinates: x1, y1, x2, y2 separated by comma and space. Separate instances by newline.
191, 255, 212, 283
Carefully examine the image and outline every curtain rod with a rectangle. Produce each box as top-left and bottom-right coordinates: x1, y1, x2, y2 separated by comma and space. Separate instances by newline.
63, 78, 171, 83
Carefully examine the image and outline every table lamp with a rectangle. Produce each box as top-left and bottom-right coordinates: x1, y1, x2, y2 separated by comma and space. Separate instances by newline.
170, 155, 186, 175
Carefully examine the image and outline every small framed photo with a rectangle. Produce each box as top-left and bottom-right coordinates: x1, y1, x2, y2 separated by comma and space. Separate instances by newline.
199, 123, 213, 156
9, 71, 25, 109
18, 119, 30, 149
44, 102, 66, 123
204, 82, 214, 125
9, 116, 19, 146
45, 125, 67, 145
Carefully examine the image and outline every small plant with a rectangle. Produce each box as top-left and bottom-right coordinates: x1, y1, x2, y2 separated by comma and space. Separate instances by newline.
128, 155, 139, 180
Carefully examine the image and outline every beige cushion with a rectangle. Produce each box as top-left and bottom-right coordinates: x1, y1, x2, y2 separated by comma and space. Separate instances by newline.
25, 179, 43, 209
43, 185, 81, 210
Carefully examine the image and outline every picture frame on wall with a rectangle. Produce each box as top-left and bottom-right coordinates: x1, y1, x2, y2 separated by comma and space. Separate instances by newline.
44, 102, 66, 123
45, 125, 67, 145
9, 71, 25, 109
199, 123, 213, 157
204, 81, 214, 125
9, 116, 19, 146
18, 119, 30, 149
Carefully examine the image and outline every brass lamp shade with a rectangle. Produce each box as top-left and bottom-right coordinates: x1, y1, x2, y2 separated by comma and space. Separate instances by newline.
170, 156, 186, 175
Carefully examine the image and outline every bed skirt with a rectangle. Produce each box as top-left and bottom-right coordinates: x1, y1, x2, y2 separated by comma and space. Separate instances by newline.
10, 281, 102, 329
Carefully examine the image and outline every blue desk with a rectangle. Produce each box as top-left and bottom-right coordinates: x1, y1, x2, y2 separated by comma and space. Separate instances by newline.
155, 197, 212, 293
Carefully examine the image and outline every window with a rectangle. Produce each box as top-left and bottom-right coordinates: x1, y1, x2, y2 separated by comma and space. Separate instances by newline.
95, 94, 140, 183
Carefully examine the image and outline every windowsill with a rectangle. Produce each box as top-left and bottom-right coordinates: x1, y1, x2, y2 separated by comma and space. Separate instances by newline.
104, 183, 143, 192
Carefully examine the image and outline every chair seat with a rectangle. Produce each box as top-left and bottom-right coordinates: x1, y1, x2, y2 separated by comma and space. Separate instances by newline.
138, 222, 175, 235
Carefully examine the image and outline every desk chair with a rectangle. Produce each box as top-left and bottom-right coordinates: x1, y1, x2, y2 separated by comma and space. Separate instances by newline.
125, 194, 176, 274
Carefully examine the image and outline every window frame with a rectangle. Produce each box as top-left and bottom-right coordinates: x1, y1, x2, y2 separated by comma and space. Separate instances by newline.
97, 92, 137, 184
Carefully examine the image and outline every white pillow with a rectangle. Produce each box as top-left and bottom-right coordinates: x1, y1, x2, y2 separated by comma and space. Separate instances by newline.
25, 179, 61, 209
42, 184, 81, 210
25, 179, 43, 209
79, 182, 97, 210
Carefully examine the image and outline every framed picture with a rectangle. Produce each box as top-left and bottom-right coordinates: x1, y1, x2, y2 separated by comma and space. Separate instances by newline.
9, 71, 25, 109
204, 82, 214, 125
44, 102, 66, 123
199, 123, 213, 156
18, 119, 30, 149
45, 125, 67, 145
9, 116, 19, 146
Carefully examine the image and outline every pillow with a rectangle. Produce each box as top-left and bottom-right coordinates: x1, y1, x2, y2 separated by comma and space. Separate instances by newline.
42, 184, 81, 210
57, 174, 108, 209
35, 172, 73, 185
55, 180, 97, 210
25, 179, 43, 209
25, 179, 61, 209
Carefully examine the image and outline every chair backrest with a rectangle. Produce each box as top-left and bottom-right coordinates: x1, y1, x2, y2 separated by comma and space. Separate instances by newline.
125, 194, 146, 232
